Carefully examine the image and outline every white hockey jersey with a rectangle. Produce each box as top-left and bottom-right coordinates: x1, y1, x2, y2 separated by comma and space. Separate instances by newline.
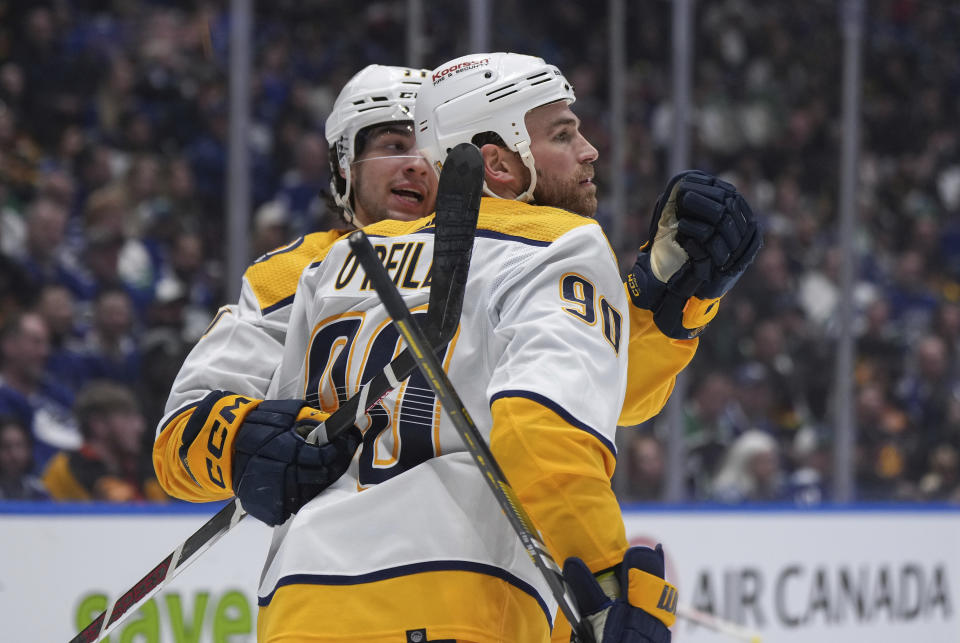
153, 197, 702, 641
255, 198, 629, 642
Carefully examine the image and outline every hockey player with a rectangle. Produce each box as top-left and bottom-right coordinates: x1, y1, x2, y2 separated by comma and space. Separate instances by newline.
232, 52, 756, 642
153, 64, 437, 513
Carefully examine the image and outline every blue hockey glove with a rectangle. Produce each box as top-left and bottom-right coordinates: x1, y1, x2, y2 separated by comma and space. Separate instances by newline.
231, 399, 361, 526
563, 545, 677, 643
627, 171, 762, 339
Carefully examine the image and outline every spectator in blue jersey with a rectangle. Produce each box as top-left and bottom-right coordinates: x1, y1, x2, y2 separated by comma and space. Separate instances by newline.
885, 249, 940, 345
152, 231, 218, 342
78, 287, 141, 385
0, 415, 49, 500
35, 284, 89, 395
0, 311, 79, 471
79, 185, 155, 314
9, 196, 87, 301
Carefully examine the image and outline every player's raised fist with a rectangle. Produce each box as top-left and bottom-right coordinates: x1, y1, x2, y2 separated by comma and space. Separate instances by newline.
627, 170, 762, 339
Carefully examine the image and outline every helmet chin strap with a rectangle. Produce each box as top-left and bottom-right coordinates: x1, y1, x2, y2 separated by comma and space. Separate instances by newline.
514, 140, 537, 203
334, 160, 357, 227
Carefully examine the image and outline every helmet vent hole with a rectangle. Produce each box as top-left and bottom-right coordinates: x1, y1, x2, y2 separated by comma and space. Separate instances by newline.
488, 88, 519, 102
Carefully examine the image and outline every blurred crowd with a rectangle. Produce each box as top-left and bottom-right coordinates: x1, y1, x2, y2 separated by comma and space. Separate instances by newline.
0, 0, 957, 504
619, 0, 960, 505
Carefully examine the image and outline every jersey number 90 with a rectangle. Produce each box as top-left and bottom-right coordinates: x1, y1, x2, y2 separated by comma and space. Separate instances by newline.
560, 273, 622, 353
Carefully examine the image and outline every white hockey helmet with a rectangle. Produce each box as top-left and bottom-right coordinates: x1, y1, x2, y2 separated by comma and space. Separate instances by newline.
325, 64, 429, 224
415, 52, 575, 202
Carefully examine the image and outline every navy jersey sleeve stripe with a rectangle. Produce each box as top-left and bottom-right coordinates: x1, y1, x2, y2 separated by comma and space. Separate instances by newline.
261, 293, 296, 315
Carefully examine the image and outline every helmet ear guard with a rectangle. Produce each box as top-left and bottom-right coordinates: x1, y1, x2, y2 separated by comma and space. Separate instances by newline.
415, 53, 576, 203
324, 65, 429, 225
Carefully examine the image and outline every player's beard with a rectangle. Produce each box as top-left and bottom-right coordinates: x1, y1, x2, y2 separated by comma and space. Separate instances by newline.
532, 167, 597, 218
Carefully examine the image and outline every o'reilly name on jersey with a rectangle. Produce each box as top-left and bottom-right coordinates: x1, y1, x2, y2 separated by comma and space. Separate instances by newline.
336, 240, 432, 292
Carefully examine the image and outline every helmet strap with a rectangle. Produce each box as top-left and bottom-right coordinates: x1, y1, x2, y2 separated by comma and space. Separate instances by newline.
514, 140, 537, 203
335, 161, 357, 227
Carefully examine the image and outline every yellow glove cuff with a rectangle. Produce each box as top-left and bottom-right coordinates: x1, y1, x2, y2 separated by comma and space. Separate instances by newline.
183, 394, 261, 494
627, 567, 678, 628
682, 295, 721, 330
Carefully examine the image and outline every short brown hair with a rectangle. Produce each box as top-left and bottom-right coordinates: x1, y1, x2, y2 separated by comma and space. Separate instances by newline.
74, 381, 139, 438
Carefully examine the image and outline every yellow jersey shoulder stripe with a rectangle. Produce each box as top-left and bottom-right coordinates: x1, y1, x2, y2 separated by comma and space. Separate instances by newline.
361, 213, 438, 238
360, 199, 598, 246
474, 198, 599, 245
245, 229, 348, 313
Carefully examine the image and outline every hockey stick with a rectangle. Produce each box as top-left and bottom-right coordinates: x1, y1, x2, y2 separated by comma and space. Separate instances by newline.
69, 143, 485, 643
348, 230, 594, 643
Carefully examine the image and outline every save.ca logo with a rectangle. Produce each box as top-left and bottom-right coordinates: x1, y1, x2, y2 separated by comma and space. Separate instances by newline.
75, 589, 254, 642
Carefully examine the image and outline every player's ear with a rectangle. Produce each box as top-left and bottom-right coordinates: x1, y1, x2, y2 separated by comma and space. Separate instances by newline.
479, 143, 527, 199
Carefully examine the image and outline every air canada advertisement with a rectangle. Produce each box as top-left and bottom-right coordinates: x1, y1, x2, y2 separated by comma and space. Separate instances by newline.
1, 507, 957, 642
624, 510, 958, 642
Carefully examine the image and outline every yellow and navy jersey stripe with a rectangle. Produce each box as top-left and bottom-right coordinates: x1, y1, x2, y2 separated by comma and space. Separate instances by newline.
258, 560, 550, 622
491, 389, 616, 456
360, 197, 602, 247
294, 199, 603, 291
244, 229, 348, 315
258, 569, 551, 642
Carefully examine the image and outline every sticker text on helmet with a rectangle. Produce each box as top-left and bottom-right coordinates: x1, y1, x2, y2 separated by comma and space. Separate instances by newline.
432, 58, 491, 85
